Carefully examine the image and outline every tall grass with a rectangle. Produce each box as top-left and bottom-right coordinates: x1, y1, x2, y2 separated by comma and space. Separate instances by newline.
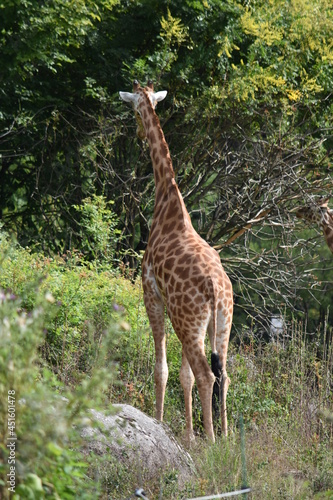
105, 313, 333, 499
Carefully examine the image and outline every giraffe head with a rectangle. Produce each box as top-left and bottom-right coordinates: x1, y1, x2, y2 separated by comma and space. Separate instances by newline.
119, 80, 167, 140
296, 198, 331, 226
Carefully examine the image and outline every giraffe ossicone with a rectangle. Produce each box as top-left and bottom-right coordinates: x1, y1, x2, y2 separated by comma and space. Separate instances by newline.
119, 80, 233, 443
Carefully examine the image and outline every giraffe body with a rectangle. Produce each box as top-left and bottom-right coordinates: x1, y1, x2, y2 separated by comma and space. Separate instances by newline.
119, 81, 233, 442
296, 198, 333, 254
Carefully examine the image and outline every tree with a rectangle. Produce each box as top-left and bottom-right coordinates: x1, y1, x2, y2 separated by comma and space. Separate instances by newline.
1, 0, 332, 332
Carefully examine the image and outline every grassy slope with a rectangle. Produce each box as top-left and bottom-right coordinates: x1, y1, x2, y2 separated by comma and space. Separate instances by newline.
0, 234, 333, 498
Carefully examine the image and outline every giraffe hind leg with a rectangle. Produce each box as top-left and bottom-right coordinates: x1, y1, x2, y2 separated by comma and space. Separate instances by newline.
220, 370, 230, 436
216, 330, 232, 436
212, 305, 232, 436
182, 343, 215, 442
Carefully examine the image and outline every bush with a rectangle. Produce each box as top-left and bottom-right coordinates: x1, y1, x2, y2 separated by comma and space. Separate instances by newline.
0, 230, 145, 385
0, 287, 120, 498
73, 194, 121, 266
0, 231, 124, 498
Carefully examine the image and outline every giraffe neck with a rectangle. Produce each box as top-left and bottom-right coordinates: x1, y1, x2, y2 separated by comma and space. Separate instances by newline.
321, 211, 333, 253
138, 96, 191, 226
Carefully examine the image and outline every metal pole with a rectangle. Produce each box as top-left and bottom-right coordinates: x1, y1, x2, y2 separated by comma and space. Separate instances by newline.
239, 414, 249, 500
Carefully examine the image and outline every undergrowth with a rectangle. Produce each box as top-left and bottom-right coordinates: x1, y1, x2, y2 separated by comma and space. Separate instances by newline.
1, 230, 333, 498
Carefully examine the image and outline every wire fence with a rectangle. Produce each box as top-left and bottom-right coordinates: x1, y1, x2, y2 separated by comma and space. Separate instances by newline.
135, 487, 251, 500
186, 487, 251, 499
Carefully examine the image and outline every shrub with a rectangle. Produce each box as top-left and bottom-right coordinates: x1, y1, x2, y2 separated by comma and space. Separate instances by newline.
73, 194, 121, 266
0, 230, 146, 385
0, 230, 123, 497
0, 285, 121, 498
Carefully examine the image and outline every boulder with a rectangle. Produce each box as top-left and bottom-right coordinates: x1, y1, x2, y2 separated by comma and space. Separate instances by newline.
81, 404, 194, 487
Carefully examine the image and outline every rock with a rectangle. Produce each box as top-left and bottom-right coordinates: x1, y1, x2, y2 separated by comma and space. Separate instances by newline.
81, 404, 194, 486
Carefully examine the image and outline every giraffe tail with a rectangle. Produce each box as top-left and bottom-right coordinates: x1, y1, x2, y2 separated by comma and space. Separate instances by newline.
209, 278, 222, 421
211, 352, 222, 421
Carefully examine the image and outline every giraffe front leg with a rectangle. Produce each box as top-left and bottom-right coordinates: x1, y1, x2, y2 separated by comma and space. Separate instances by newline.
143, 288, 167, 422
154, 327, 168, 421
179, 350, 195, 444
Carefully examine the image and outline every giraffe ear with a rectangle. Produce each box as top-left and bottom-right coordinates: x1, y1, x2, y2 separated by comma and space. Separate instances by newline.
153, 90, 167, 103
119, 91, 136, 103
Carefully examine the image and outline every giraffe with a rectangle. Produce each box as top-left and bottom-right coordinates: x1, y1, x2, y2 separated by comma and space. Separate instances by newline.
119, 80, 233, 443
296, 198, 333, 255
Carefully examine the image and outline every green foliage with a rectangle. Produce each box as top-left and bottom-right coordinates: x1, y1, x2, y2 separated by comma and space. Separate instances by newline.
1, 0, 332, 336
0, 287, 119, 498
1, 0, 332, 252
0, 1, 333, 496
74, 194, 121, 265
0, 230, 143, 384
0, 231, 124, 497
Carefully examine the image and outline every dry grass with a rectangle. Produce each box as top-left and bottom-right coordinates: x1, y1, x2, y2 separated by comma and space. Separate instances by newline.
138, 322, 333, 499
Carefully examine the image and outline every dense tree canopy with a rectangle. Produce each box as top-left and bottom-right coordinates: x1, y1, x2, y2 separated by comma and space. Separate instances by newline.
1, 0, 332, 334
